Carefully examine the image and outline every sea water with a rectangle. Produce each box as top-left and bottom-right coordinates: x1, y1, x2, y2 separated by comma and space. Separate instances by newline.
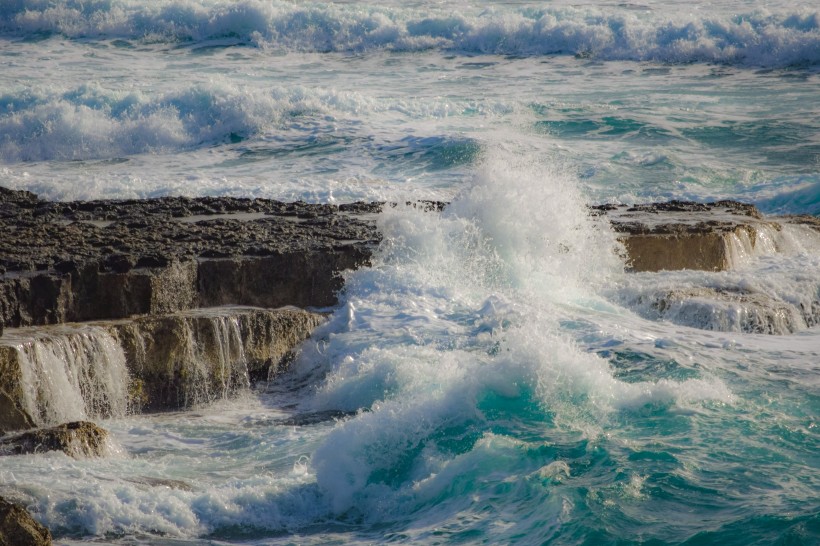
0, 1, 818, 544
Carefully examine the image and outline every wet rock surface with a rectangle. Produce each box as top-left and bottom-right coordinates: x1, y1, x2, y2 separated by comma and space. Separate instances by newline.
0, 307, 324, 430
0, 496, 52, 546
1, 188, 381, 328
0, 421, 109, 458
590, 200, 812, 272
625, 287, 819, 335
109, 306, 325, 411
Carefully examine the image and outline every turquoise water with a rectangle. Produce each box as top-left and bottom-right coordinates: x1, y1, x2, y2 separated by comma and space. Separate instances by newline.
0, 1, 819, 544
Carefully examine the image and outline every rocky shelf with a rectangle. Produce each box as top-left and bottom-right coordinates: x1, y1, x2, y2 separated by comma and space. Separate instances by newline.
2, 188, 819, 433
0, 306, 324, 432
1, 189, 819, 544
592, 200, 820, 272
0, 186, 381, 331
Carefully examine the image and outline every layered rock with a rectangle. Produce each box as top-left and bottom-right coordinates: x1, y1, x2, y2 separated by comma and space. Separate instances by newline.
0, 307, 323, 429
623, 287, 819, 335
0, 187, 378, 328
1, 187, 359, 435
592, 200, 784, 272
109, 306, 324, 411
596, 201, 820, 335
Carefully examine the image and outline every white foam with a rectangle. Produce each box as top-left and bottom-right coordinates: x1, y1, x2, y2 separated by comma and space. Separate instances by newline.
612, 248, 820, 334
302, 151, 734, 513
0, 79, 504, 164
1, 1, 817, 67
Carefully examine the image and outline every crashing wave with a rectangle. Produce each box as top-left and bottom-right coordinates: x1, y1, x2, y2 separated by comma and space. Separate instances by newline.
1, 1, 818, 68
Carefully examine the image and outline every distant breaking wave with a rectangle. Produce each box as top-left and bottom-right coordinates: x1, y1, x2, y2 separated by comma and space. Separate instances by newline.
0, 81, 495, 162
1, 0, 819, 68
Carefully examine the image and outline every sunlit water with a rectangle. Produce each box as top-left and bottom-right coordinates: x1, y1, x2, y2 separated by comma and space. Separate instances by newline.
0, 1, 818, 544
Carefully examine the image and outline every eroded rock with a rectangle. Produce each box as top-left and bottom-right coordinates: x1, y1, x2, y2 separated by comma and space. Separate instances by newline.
0, 189, 380, 329
592, 200, 789, 272
0, 307, 325, 429
0, 421, 109, 458
626, 287, 815, 335
109, 306, 325, 411
0, 496, 52, 546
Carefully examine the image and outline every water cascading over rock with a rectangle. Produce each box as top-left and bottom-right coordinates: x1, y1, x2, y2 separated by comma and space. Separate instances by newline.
0, 307, 324, 432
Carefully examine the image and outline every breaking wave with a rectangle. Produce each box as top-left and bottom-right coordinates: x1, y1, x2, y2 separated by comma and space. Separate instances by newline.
1, 1, 818, 68
0, 81, 496, 162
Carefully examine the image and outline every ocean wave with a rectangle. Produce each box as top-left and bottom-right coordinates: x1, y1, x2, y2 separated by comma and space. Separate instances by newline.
1, 1, 818, 67
755, 179, 820, 216
0, 81, 494, 162
0, 82, 277, 161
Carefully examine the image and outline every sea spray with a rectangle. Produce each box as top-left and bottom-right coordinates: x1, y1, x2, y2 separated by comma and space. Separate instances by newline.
305, 152, 733, 520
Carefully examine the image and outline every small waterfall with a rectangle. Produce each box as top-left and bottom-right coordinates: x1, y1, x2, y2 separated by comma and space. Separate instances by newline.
723, 223, 780, 269
724, 221, 820, 270
183, 313, 251, 407
13, 327, 131, 427
0, 307, 321, 425
113, 310, 255, 411
773, 223, 820, 255
211, 315, 251, 397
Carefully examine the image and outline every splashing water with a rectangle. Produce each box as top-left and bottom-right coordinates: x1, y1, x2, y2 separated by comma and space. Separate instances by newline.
1, 1, 818, 543
302, 153, 734, 524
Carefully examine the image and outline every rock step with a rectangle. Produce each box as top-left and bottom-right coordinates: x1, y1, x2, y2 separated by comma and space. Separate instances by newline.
593, 200, 820, 272
0, 251, 370, 329
0, 187, 381, 330
0, 307, 324, 431
0, 250, 370, 332
0, 421, 109, 459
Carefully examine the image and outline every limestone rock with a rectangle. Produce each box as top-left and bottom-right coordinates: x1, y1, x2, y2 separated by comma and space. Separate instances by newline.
0, 496, 52, 546
0, 188, 379, 329
0, 390, 35, 433
592, 201, 784, 272
0, 421, 109, 458
0, 348, 36, 432
628, 288, 813, 335
196, 249, 370, 310
0, 307, 324, 427
107, 307, 325, 411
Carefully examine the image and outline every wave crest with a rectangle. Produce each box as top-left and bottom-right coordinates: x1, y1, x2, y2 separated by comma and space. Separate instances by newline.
2, 1, 818, 67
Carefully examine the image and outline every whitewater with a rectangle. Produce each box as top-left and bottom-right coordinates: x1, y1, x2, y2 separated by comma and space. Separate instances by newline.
0, 1, 818, 544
